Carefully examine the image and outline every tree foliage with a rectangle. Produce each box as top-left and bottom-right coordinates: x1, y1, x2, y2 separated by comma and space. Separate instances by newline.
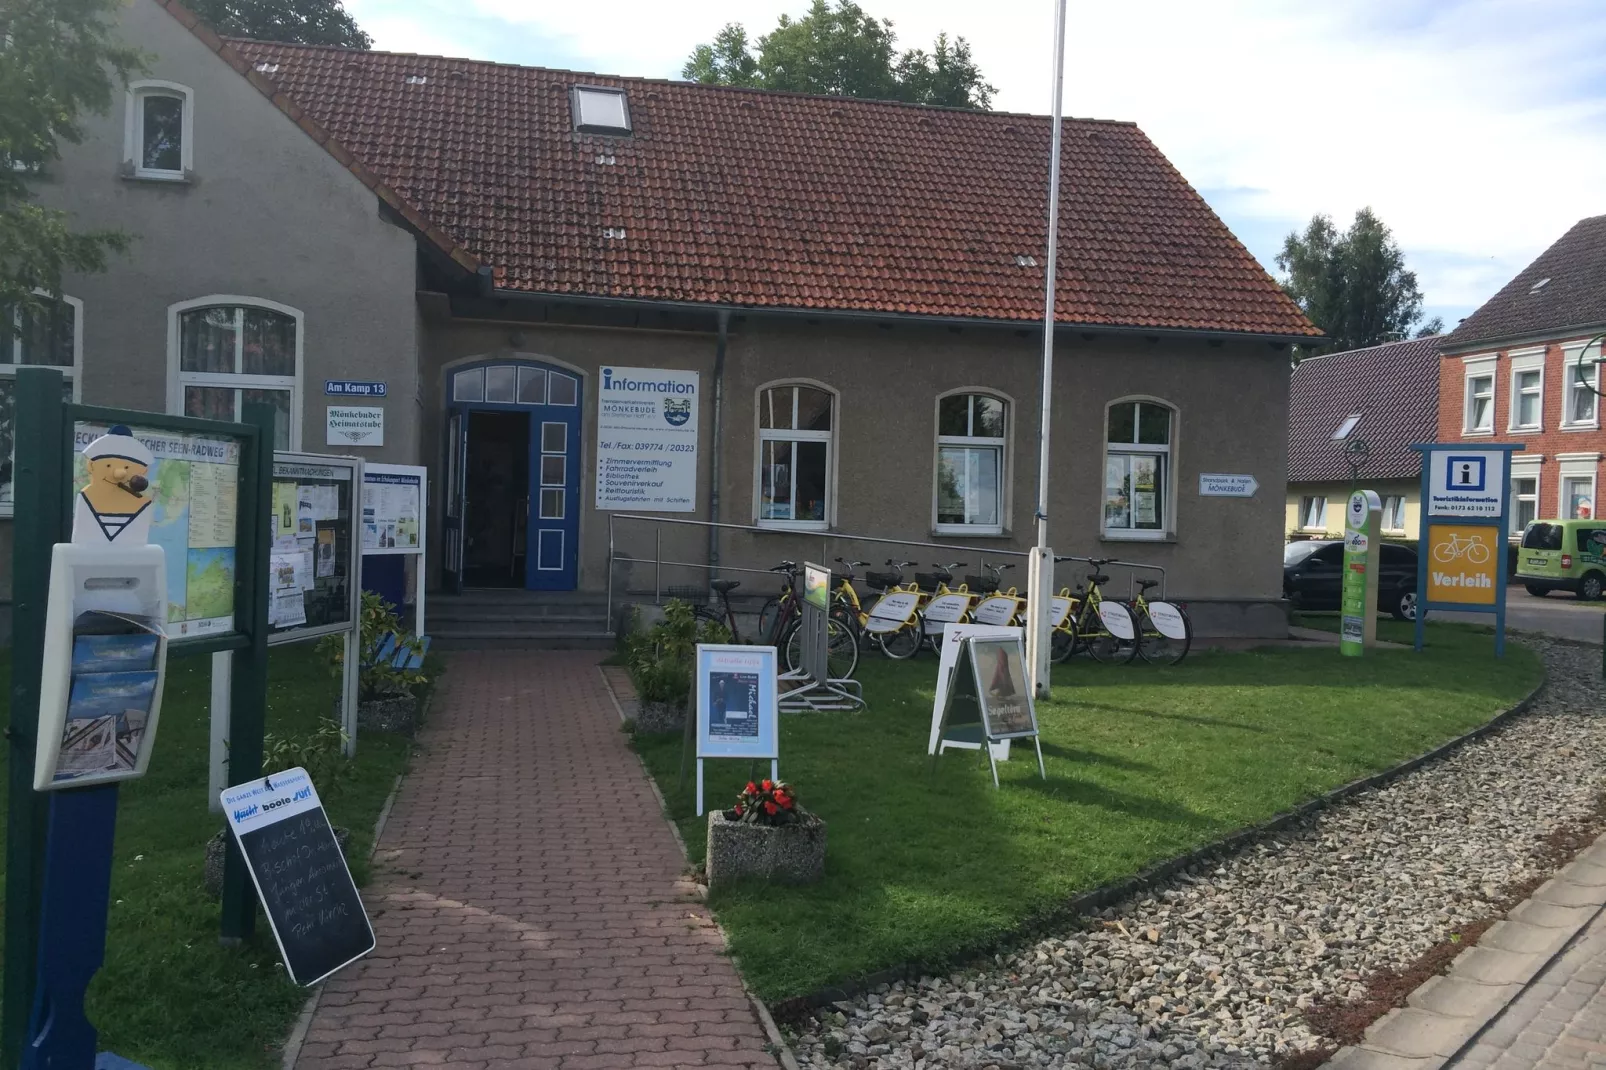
1276, 208, 1436, 354
683, 0, 994, 109
184, 0, 371, 49
0, 0, 142, 315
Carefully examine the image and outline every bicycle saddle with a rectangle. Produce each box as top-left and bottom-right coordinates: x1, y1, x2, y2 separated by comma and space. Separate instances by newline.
710, 579, 741, 594
1136, 579, 1160, 591
1087, 573, 1110, 585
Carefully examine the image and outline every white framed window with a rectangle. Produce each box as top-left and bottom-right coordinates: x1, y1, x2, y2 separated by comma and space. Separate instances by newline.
1299, 496, 1328, 531
167, 297, 301, 450
1381, 495, 1406, 533
0, 294, 82, 515
1104, 398, 1173, 539
934, 391, 1008, 534
1508, 359, 1544, 431
1563, 474, 1596, 520
755, 382, 834, 529
1511, 469, 1540, 536
1562, 343, 1600, 429
1463, 364, 1495, 434
124, 80, 193, 179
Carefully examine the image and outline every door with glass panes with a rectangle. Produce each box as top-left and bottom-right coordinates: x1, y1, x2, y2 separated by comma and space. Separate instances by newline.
445, 361, 581, 591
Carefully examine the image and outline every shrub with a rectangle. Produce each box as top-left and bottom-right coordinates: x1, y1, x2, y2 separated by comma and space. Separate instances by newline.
261, 717, 351, 797
624, 599, 729, 706
729, 779, 804, 826
317, 591, 429, 701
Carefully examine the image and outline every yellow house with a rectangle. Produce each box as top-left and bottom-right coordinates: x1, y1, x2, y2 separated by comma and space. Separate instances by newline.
1287, 336, 1443, 541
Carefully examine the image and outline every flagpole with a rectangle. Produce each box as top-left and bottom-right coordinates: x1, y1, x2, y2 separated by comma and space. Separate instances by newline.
1027, 0, 1069, 698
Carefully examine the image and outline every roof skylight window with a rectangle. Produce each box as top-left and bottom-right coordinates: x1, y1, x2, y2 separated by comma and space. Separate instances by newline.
572, 86, 631, 136
1529, 277, 1551, 293
1331, 413, 1363, 441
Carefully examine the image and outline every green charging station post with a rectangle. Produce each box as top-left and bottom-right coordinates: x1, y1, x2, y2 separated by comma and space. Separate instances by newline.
1, 368, 273, 1069
1340, 490, 1382, 656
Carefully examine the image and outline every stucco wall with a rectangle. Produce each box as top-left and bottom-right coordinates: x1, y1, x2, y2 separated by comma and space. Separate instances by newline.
1286, 479, 1420, 540
422, 315, 1292, 619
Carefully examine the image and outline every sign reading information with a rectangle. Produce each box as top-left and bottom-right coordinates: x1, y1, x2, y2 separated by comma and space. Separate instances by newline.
73, 423, 239, 638
1428, 450, 1505, 517
595, 366, 699, 512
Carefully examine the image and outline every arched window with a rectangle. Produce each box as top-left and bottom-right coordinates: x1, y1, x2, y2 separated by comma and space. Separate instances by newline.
755, 382, 834, 528
170, 298, 302, 449
0, 294, 81, 513
1104, 398, 1174, 538
935, 391, 1008, 534
125, 80, 194, 179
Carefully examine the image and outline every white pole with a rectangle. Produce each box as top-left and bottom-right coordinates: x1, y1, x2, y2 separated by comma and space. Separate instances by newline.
1026, 0, 1069, 699
207, 651, 232, 810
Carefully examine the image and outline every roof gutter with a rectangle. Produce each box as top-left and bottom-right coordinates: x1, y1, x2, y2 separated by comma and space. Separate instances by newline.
482, 285, 1324, 347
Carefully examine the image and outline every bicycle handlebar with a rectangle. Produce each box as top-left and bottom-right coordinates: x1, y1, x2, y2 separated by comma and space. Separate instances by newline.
769, 561, 798, 573
886, 559, 916, 568
934, 561, 966, 570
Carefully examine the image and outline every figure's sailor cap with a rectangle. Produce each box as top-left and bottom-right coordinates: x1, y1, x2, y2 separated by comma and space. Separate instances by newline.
84, 425, 153, 467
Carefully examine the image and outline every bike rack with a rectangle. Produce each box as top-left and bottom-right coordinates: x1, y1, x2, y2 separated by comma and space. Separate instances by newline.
605, 515, 1170, 633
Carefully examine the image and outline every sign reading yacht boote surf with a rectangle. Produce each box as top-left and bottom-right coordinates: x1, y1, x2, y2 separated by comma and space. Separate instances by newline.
595, 367, 699, 512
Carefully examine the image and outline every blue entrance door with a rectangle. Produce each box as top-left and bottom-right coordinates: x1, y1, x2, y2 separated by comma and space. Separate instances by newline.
447, 361, 582, 591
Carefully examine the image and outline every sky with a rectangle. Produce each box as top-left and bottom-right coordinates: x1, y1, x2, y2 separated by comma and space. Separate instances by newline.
342, 0, 1606, 332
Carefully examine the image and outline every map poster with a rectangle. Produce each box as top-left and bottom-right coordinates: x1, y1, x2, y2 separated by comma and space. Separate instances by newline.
595, 366, 699, 512
74, 422, 240, 638
362, 465, 423, 554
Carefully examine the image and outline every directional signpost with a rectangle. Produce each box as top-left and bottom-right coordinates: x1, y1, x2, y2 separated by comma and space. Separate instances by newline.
1199, 473, 1260, 498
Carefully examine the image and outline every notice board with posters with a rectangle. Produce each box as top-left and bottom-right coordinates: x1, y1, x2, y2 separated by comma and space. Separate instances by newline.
72, 421, 241, 641
268, 454, 361, 642
362, 463, 424, 554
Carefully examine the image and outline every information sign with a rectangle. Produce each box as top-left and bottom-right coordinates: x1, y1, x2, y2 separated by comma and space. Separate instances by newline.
73, 422, 239, 638
1413, 443, 1522, 657
594, 366, 699, 512
1341, 490, 1382, 655
1426, 524, 1500, 605
324, 380, 387, 398
269, 456, 359, 638
362, 464, 423, 553
326, 406, 384, 448
694, 644, 779, 816
1428, 450, 1506, 517
221, 768, 375, 985
1198, 473, 1260, 498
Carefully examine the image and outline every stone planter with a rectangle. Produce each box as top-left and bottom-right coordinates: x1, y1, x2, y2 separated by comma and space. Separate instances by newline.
203, 825, 351, 899
706, 809, 827, 891
634, 698, 686, 734
356, 694, 419, 735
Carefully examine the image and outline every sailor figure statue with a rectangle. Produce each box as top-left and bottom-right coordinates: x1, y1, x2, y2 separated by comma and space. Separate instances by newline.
74, 426, 154, 546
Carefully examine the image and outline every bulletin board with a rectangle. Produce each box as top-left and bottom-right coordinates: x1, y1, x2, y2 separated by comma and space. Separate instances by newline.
267, 453, 363, 644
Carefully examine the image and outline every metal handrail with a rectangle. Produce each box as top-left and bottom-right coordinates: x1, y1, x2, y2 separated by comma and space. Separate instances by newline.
606, 514, 1168, 614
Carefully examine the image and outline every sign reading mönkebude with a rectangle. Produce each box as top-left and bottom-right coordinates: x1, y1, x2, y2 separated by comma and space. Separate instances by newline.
595, 366, 699, 512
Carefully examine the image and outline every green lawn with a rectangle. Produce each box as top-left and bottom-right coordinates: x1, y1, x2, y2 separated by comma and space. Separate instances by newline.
0, 645, 415, 1070
633, 623, 1543, 1002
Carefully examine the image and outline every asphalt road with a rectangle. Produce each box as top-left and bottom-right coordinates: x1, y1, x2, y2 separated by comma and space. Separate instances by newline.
1433, 586, 1605, 644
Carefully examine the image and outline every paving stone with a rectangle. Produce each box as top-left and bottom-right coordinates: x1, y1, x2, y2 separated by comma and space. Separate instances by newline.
1484, 919, 1578, 957
1536, 877, 1606, 910
1365, 1007, 1483, 1058
1452, 946, 1550, 987
1329, 1045, 1442, 1070
1512, 901, 1602, 931
1408, 975, 1521, 1020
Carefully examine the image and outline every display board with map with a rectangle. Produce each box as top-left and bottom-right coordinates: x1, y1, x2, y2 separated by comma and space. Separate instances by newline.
73, 422, 240, 639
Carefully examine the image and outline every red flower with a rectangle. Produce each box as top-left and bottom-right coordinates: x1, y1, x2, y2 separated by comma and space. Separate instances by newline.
734, 804, 744, 816
764, 801, 779, 816
761, 779, 773, 792
744, 782, 757, 795
773, 791, 789, 806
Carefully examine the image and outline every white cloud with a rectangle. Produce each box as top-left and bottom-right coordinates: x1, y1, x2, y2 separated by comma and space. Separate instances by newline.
346, 0, 1606, 316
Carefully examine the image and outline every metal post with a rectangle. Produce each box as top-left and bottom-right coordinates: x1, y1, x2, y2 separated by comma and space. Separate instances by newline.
1025, 0, 1070, 699
207, 651, 232, 812
220, 404, 274, 944
341, 627, 359, 758
3, 369, 69, 1066
607, 514, 616, 634
655, 528, 661, 604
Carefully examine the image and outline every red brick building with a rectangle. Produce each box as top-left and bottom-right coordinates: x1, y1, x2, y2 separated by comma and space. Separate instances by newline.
1437, 214, 1606, 539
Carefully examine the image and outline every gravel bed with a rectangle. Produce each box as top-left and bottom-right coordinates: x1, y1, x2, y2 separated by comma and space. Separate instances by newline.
790, 639, 1603, 1070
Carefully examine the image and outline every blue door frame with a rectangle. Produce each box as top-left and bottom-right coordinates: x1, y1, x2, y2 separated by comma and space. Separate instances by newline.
446, 361, 582, 591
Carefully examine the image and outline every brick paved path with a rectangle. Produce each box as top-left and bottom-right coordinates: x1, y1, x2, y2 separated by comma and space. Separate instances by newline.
1449, 905, 1606, 1070
296, 650, 777, 1070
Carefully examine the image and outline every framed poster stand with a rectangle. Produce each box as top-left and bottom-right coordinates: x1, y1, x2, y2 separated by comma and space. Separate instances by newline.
360, 463, 426, 637
778, 562, 863, 712
929, 635, 1046, 788
693, 645, 780, 816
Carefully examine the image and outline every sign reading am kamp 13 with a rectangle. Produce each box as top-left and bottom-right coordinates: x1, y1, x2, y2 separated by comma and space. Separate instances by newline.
594, 366, 699, 513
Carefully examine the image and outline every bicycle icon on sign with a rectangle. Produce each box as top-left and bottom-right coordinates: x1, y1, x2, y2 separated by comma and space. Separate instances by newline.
1433, 532, 1491, 565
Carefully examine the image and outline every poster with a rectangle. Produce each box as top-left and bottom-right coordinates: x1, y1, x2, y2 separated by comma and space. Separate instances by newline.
696, 645, 778, 760
594, 366, 699, 512
73, 423, 239, 638
271, 457, 359, 636
273, 482, 297, 539
968, 637, 1037, 739
316, 529, 336, 578
362, 466, 423, 553
929, 624, 1017, 759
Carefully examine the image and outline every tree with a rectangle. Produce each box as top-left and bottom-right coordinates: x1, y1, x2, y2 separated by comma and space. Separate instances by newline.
1276, 208, 1434, 354
682, 1, 994, 110
0, 0, 141, 316
184, 0, 371, 49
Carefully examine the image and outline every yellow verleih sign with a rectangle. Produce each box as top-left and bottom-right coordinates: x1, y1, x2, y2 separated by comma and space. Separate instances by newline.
1426, 524, 1500, 606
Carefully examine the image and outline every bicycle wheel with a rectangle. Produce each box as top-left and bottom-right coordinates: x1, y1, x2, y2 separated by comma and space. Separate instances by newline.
875, 613, 923, 660
781, 620, 804, 672
1137, 604, 1191, 665
757, 597, 782, 644
1086, 603, 1139, 663
825, 617, 860, 679
693, 605, 732, 639
1049, 621, 1077, 664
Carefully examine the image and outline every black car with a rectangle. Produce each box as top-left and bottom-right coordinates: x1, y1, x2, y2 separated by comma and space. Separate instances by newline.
1283, 540, 1422, 621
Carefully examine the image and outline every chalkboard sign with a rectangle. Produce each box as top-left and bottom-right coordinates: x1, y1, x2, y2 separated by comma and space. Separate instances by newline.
220, 767, 374, 985
268, 455, 360, 641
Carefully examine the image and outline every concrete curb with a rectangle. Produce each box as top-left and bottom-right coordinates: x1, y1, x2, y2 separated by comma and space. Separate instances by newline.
768, 668, 1551, 1024
1330, 831, 1606, 1070
598, 664, 801, 1070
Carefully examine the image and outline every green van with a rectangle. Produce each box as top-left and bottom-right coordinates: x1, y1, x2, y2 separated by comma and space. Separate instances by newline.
1517, 520, 1606, 600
